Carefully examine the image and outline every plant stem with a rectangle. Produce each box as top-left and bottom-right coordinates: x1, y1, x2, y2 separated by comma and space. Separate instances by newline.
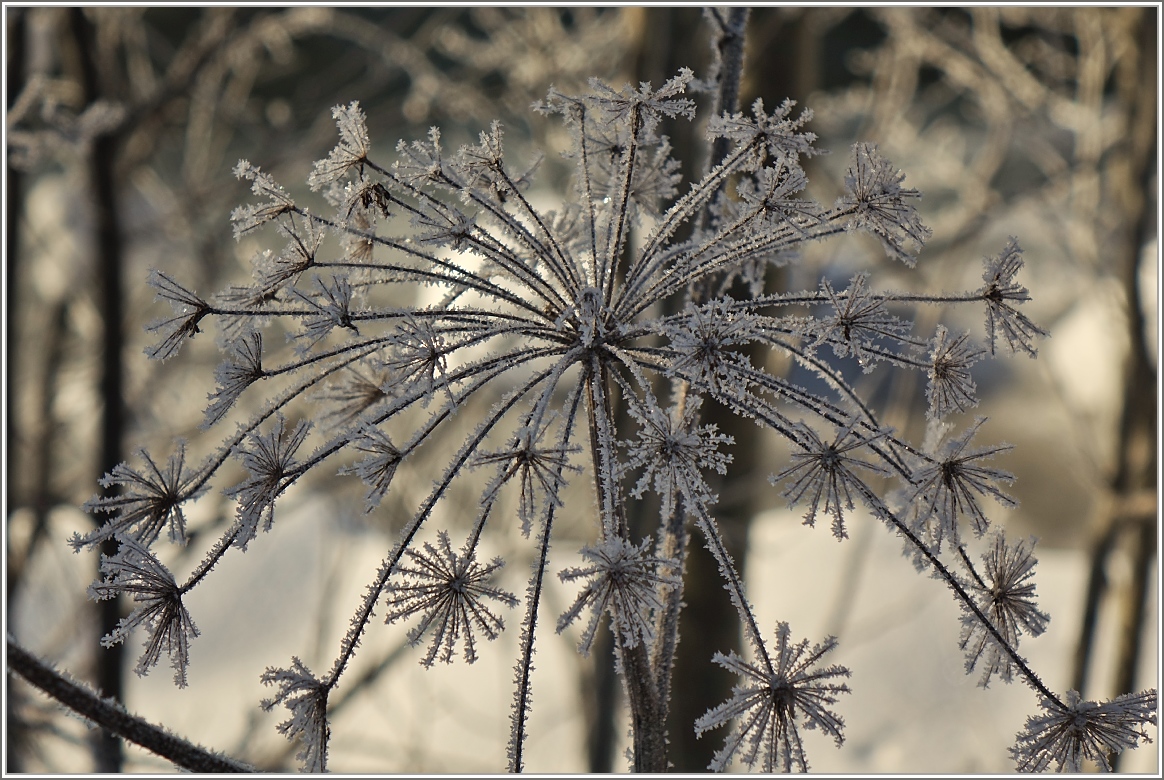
584, 360, 669, 771
7, 640, 253, 773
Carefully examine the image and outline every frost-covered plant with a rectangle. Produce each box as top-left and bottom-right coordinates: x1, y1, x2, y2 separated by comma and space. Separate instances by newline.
77, 19, 1156, 774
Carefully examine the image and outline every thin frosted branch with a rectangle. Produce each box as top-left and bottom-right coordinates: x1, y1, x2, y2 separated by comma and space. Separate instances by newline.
7, 639, 253, 772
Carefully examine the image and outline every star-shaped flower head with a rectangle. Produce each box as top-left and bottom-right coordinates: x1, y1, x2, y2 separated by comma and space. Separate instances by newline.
231, 160, 295, 239
556, 535, 679, 656
585, 67, 696, 143
837, 142, 931, 266
808, 272, 911, 369
770, 418, 893, 540
977, 238, 1049, 357
202, 330, 265, 429
79, 440, 205, 549
1011, 688, 1157, 772
707, 97, 818, 171
383, 531, 518, 667
292, 274, 360, 353
316, 359, 394, 431
308, 100, 370, 190
735, 163, 820, 235
925, 325, 987, 419
957, 532, 1050, 687
384, 316, 452, 404
260, 657, 331, 772
621, 386, 732, 521
338, 424, 403, 512
665, 298, 757, 398
253, 216, 326, 296
909, 416, 1016, 550
695, 622, 851, 772
225, 414, 312, 550
87, 536, 199, 687
471, 418, 582, 537
143, 270, 212, 362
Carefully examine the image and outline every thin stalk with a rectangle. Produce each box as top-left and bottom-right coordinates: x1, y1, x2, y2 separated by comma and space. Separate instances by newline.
508, 384, 585, 772
7, 640, 253, 773
582, 359, 668, 771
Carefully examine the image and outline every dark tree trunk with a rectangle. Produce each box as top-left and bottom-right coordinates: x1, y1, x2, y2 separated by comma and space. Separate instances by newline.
69, 9, 127, 772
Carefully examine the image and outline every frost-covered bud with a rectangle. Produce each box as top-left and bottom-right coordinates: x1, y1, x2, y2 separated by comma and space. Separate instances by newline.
556, 536, 678, 656
1011, 689, 1158, 772
308, 101, 370, 190
978, 238, 1048, 357
836, 143, 931, 266
231, 160, 295, 238
260, 657, 331, 772
88, 537, 199, 687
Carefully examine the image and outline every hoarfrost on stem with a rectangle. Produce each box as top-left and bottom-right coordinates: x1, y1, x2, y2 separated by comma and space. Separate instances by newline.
76, 31, 1157, 771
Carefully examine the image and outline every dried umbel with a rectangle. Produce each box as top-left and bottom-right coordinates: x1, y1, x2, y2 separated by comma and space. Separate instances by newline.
79, 48, 1153, 774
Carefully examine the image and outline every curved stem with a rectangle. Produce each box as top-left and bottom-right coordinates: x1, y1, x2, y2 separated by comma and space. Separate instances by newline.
860, 485, 1063, 707
7, 640, 253, 773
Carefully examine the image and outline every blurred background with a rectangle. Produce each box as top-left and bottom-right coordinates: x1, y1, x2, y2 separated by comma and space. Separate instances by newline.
5, 7, 1157, 773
